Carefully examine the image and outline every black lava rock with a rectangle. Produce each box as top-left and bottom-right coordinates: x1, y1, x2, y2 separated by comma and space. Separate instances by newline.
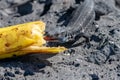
89, 74, 99, 80
4, 71, 15, 77
15, 70, 21, 75
24, 69, 34, 76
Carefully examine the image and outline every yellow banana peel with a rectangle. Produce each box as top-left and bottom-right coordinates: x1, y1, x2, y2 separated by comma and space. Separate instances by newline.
0, 21, 67, 59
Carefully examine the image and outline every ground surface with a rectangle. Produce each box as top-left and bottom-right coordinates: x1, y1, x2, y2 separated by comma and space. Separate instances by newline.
0, 0, 120, 80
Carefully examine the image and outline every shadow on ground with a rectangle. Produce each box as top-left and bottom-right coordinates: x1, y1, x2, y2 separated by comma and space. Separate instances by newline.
0, 54, 56, 76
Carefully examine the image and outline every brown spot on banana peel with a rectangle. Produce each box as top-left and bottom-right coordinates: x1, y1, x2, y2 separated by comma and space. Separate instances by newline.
5, 43, 11, 47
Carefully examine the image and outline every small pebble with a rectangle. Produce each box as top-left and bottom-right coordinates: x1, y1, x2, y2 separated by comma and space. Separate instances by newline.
37, 63, 46, 69
89, 74, 99, 80
74, 63, 80, 67
39, 70, 45, 74
4, 71, 15, 77
15, 70, 21, 75
24, 69, 34, 76
117, 74, 120, 76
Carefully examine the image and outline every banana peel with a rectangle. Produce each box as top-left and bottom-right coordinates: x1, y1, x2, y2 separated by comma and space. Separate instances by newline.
0, 21, 67, 59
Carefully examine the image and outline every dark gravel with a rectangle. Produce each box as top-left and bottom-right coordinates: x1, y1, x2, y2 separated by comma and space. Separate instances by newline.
4, 71, 15, 77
